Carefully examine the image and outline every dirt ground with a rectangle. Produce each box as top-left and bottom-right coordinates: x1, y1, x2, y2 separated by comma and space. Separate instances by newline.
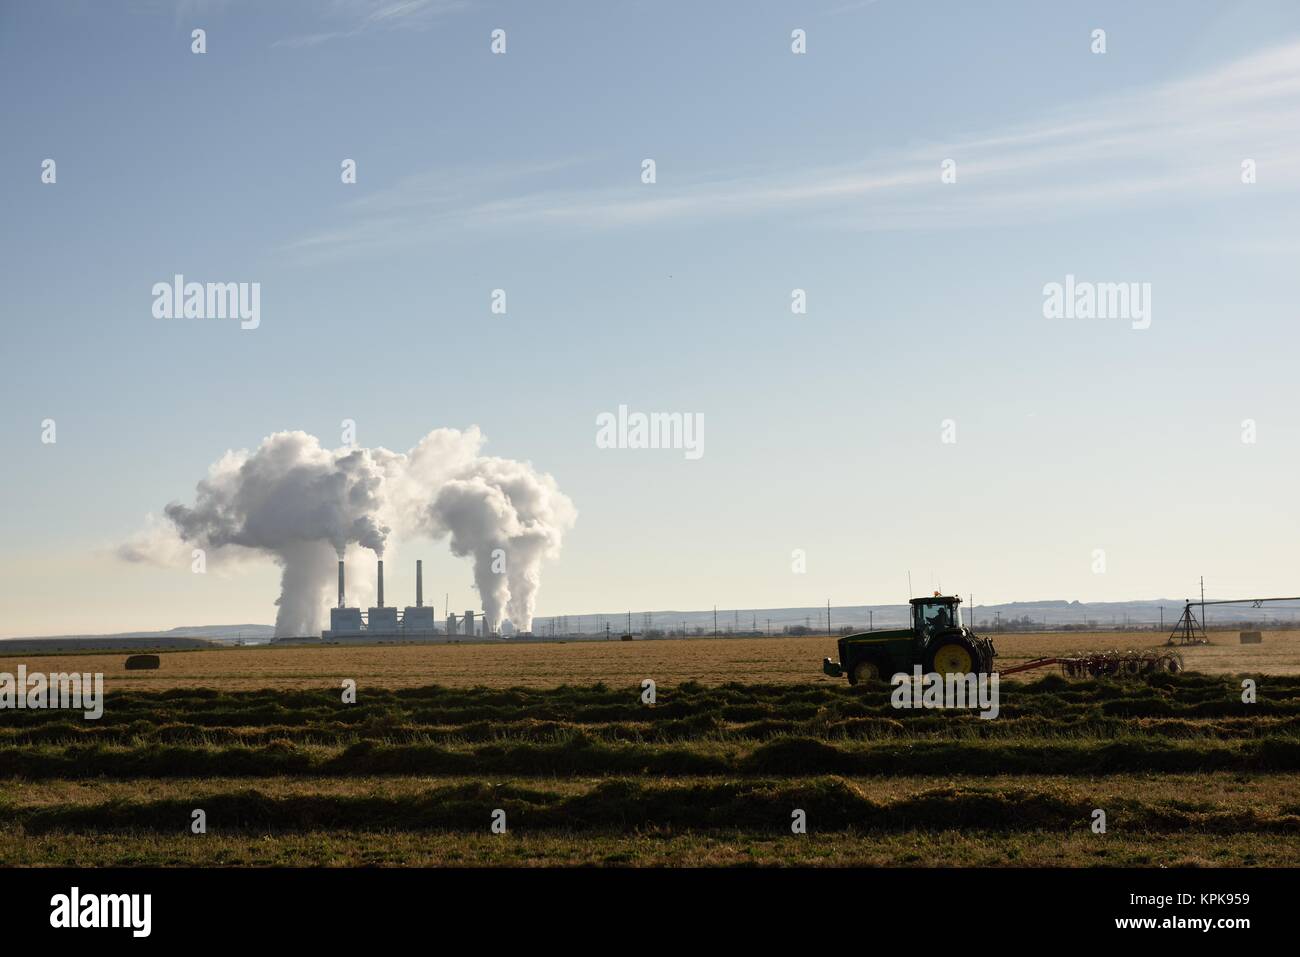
0, 627, 1292, 692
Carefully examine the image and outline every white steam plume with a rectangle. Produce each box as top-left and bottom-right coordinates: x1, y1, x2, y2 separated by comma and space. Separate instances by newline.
120, 427, 575, 636
427, 456, 577, 633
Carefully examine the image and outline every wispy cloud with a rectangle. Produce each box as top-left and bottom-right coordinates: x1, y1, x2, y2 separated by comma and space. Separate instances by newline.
285, 38, 1300, 259
824, 0, 885, 16
272, 0, 468, 48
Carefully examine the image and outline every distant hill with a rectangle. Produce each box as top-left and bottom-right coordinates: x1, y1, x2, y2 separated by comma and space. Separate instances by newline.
0, 624, 275, 651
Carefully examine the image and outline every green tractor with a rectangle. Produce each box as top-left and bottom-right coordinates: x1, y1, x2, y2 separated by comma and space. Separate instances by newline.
822, 594, 995, 685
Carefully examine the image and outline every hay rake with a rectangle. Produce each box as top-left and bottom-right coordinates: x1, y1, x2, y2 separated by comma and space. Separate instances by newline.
1000, 649, 1184, 679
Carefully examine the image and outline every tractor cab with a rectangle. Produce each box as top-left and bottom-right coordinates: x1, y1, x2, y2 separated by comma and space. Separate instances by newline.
911, 594, 963, 637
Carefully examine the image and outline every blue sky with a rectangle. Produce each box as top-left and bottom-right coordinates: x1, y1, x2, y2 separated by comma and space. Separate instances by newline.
3, 0, 1299, 636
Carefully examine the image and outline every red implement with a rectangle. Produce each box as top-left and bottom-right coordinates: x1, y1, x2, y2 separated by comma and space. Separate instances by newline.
999, 650, 1184, 678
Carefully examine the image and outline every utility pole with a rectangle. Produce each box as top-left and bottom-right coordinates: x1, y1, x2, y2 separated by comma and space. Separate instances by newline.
869, 609, 873, 631
827, 599, 832, 637
713, 605, 717, 639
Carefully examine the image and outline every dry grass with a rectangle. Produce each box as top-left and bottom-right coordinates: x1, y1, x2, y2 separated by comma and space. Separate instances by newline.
6, 829, 1295, 868
1, 628, 1293, 693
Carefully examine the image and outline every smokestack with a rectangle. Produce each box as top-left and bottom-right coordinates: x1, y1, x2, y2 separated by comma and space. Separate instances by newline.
377, 559, 384, 608
337, 560, 345, 608
416, 560, 423, 607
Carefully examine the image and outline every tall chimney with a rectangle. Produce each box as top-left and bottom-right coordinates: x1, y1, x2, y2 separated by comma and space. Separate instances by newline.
377, 559, 384, 608
416, 560, 423, 608
337, 560, 345, 608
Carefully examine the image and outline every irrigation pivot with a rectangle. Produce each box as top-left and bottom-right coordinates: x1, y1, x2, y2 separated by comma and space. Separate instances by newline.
1167, 595, 1300, 646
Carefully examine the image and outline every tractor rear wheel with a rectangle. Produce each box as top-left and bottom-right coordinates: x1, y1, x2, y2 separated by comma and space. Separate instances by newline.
849, 659, 887, 685
926, 636, 981, 676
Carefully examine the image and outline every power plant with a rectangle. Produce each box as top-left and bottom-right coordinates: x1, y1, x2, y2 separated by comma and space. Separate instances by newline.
323, 559, 488, 641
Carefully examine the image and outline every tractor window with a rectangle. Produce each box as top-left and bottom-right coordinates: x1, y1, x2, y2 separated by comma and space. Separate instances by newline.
918, 603, 959, 631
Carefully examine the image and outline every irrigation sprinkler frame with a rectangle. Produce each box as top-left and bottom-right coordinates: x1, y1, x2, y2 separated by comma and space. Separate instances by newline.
1167, 596, 1300, 646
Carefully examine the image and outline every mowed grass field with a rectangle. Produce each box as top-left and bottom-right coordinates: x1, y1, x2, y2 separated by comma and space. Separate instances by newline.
1, 629, 1297, 866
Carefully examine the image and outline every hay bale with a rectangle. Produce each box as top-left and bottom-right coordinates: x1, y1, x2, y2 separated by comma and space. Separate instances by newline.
125, 654, 161, 670
1239, 631, 1263, 644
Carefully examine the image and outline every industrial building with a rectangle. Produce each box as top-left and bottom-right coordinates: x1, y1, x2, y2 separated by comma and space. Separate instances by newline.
324, 558, 485, 641
404, 560, 437, 635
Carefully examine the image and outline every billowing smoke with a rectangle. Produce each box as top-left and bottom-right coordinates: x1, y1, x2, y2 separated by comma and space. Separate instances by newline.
126, 432, 392, 635
120, 428, 575, 636
427, 456, 576, 633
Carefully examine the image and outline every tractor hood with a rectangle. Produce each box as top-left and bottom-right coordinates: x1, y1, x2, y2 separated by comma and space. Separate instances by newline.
843, 628, 912, 643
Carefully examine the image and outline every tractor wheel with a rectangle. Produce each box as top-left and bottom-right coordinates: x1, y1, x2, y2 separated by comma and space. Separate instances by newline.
849, 659, 887, 686
926, 636, 981, 676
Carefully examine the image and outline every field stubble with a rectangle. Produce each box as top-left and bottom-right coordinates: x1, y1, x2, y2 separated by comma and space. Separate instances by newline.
0, 631, 1296, 866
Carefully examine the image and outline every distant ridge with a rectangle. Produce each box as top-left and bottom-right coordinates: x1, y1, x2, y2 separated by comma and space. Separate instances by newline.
0, 624, 275, 648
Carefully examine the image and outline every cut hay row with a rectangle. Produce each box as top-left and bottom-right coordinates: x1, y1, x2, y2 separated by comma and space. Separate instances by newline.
3, 734, 1300, 779
1, 674, 1294, 733
7, 778, 1300, 835
3, 713, 1300, 747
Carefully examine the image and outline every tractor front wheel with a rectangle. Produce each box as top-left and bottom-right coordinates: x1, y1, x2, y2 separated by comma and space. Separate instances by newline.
849, 659, 887, 686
